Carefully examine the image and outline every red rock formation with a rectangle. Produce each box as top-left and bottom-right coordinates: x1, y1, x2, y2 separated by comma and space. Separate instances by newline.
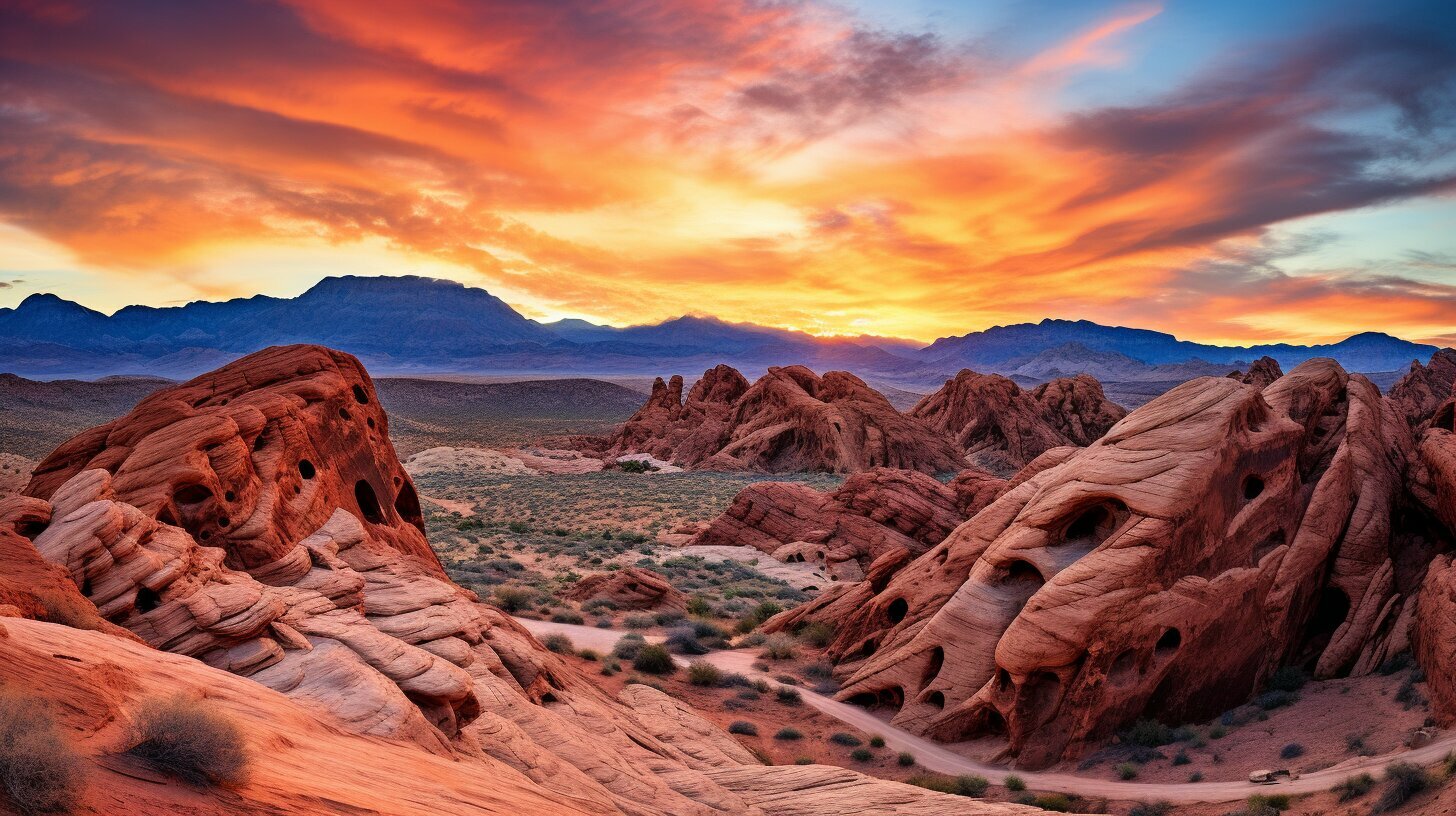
910, 370, 1069, 474
779, 360, 1445, 768
1227, 356, 1284, 388
608, 365, 962, 474
1030, 374, 1128, 447
688, 468, 1002, 580
564, 567, 687, 611
1390, 348, 1456, 427
1415, 555, 1456, 725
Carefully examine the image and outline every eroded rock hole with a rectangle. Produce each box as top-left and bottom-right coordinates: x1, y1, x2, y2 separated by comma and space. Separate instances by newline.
1109, 649, 1138, 683
298, 460, 316, 479
1435, 402, 1455, 432
224, 490, 235, 502
135, 586, 160, 613
1004, 559, 1045, 585
393, 479, 424, 533
355, 480, 385, 524
1243, 475, 1264, 501
253, 432, 268, 452
352, 385, 369, 405
217, 516, 230, 528
886, 597, 908, 624
925, 690, 945, 709
367, 417, 376, 428
921, 646, 945, 687
1304, 587, 1350, 654
1067, 506, 1108, 539
339, 408, 351, 421
173, 484, 212, 505
1156, 627, 1181, 654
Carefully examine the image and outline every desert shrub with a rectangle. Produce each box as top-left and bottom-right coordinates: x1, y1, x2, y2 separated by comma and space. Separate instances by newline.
623, 614, 655, 630
1334, 773, 1375, 802
1280, 743, 1304, 760
665, 627, 708, 655
869, 735, 885, 748
686, 595, 712, 617
126, 697, 248, 786
687, 662, 722, 687
897, 752, 916, 767
1254, 690, 1297, 710
493, 586, 537, 613
775, 687, 802, 706
774, 674, 799, 685
1172, 750, 1191, 766
1377, 652, 1414, 675
654, 611, 685, 626
751, 679, 771, 693
549, 610, 584, 625
1116, 763, 1139, 780
728, 721, 758, 736
1125, 719, 1176, 747
612, 634, 646, 659
774, 727, 802, 741
958, 774, 990, 796
1129, 802, 1172, 816
738, 632, 767, 647
576, 648, 599, 661
618, 459, 654, 473
1188, 772, 1204, 782
1247, 793, 1290, 811
796, 621, 835, 648
1372, 762, 1433, 813
761, 634, 798, 660
907, 774, 956, 794
1030, 793, 1073, 812
794, 756, 813, 765
803, 661, 834, 679
1267, 666, 1309, 692
595, 618, 614, 629
850, 748, 873, 762
720, 672, 752, 688
829, 732, 862, 747
542, 633, 575, 654
1347, 733, 1370, 755
632, 644, 676, 675
0, 692, 86, 814
1209, 724, 1228, 739
582, 598, 617, 613
1004, 774, 1026, 792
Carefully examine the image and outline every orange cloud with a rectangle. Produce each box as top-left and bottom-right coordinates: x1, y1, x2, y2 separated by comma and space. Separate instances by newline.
0, 0, 1453, 346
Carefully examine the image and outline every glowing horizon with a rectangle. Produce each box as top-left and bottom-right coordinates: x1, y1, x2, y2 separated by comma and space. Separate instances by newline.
2, 0, 1454, 347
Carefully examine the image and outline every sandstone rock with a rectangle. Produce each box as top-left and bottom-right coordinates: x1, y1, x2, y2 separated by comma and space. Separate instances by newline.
785, 360, 1438, 768
703, 765, 1041, 816
688, 468, 975, 575
910, 370, 1069, 474
607, 365, 962, 474
1415, 555, 1456, 725
563, 567, 688, 611
1389, 348, 1456, 427
1228, 356, 1284, 388
1030, 374, 1128, 446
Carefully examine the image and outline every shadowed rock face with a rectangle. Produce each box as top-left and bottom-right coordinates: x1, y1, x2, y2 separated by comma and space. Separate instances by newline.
1030, 374, 1128, 447
1228, 356, 1284, 388
609, 365, 963, 474
1390, 348, 1456, 427
774, 358, 1455, 768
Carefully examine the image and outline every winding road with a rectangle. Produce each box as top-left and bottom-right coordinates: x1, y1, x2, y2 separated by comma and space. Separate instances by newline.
517, 617, 1456, 804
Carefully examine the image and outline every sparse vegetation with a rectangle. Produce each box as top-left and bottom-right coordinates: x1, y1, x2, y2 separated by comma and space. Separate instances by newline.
1128, 802, 1172, 816
542, 633, 575, 654
869, 735, 885, 748
1004, 774, 1026, 792
1372, 762, 1434, 813
897, 752, 915, 767
774, 727, 802, 741
631, 644, 675, 675
0, 691, 85, 814
1334, 773, 1375, 802
728, 721, 758, 736
125, 697, 248, 786
775, 687, 802, 706
761, 633, 798, 660
1280, 743, 1304, 760
687, 662, 722, 686
828, 732, 862, 747
1116, 763, 1139, 780
1246, 793, 1291, 812
849, 748, 873, 762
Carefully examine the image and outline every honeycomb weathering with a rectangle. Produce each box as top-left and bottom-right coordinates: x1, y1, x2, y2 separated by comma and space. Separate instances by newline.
774, 358, 1456, 768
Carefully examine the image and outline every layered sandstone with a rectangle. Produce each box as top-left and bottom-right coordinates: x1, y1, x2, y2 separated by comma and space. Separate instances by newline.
1029, 374, 1128, 447
773, 359, 1454, 768
1389, 348, 1456, 427
564, 567, 688, 611
607, 365, 962, 474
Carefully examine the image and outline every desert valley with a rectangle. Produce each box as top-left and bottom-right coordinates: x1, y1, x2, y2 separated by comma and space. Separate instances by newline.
0, 275, 1454, 815
3, 1, 1456, 813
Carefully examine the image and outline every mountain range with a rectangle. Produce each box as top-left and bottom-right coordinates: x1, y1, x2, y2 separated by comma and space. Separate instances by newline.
0, 275, 1442, 386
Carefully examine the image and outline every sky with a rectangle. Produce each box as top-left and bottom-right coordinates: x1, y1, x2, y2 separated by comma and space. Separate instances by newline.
1, 0, 1455, 346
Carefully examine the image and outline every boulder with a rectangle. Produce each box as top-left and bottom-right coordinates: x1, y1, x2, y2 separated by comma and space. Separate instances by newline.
1030, 374, 1128, 446
1228, 356, 1284, 388
910, 370, 1069, 474
563, 567, 687, 611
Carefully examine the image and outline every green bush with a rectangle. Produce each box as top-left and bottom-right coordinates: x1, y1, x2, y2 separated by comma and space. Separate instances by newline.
1172, 750, 1190, 766
1188, 771, 1204, 783
796, 621, 835, 648
1004, 774, 1026, 792
957, 775, 990, 796
1280, 743, 1304, 760
1209, 724, 1228, 739
794, 756, 813, 765
576, 648, 599, 661
1266, 666, 1309, 692
774, 727, 802, 741
776, 687, 802, 706
126, 697, 248, 786
907, 774, 956, 794
829, 732, 862, 747
850, 748, 873, 762
728, 721, 758, 736
1334, 773, 1375, 802
0, 692, 86, 813
1254, 690, 1297, 710
623, 614, 654, 630
687, 662, 722, 686
632, 644, 676, 675
1116, 763, 1139, 780
1247, 793, 1290, 811
1124, 719, 1176, 747
686, 595, 712, 617
549, 610, 584, 625
869, 735, 885, 748
897, 752, 916, 767
1128, 803, 1172, 816
612, 634, 646, 659
542, 633, 575, 654
1029, 793, 1073, 812
493, 586, 537, 613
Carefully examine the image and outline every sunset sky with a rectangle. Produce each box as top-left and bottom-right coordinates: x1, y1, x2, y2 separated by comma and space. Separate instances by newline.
2, 0, 1454, 345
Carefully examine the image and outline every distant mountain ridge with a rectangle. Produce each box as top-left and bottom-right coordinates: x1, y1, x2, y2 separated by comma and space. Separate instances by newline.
0, 275, 1442, 382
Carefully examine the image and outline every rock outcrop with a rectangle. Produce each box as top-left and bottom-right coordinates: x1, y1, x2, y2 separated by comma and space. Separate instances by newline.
1390, 348, 1456, 427
1228, 356, 1284, 388
772, 358, 1456, 768
606, 365, 963, 474
910, 371, 1126, 474
688, 468, 1006, 580
564, 567, 688, 611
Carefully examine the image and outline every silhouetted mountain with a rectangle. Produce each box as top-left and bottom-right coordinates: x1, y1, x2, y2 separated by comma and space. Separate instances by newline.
0, 276, 1441, 382
923, 318, 1436, 373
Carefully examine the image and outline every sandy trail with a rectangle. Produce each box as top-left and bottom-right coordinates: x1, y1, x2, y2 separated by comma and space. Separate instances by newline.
517, 618, 1456, 804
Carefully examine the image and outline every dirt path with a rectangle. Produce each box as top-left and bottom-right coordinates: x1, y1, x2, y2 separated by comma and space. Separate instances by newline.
516, 618, 1456, 804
